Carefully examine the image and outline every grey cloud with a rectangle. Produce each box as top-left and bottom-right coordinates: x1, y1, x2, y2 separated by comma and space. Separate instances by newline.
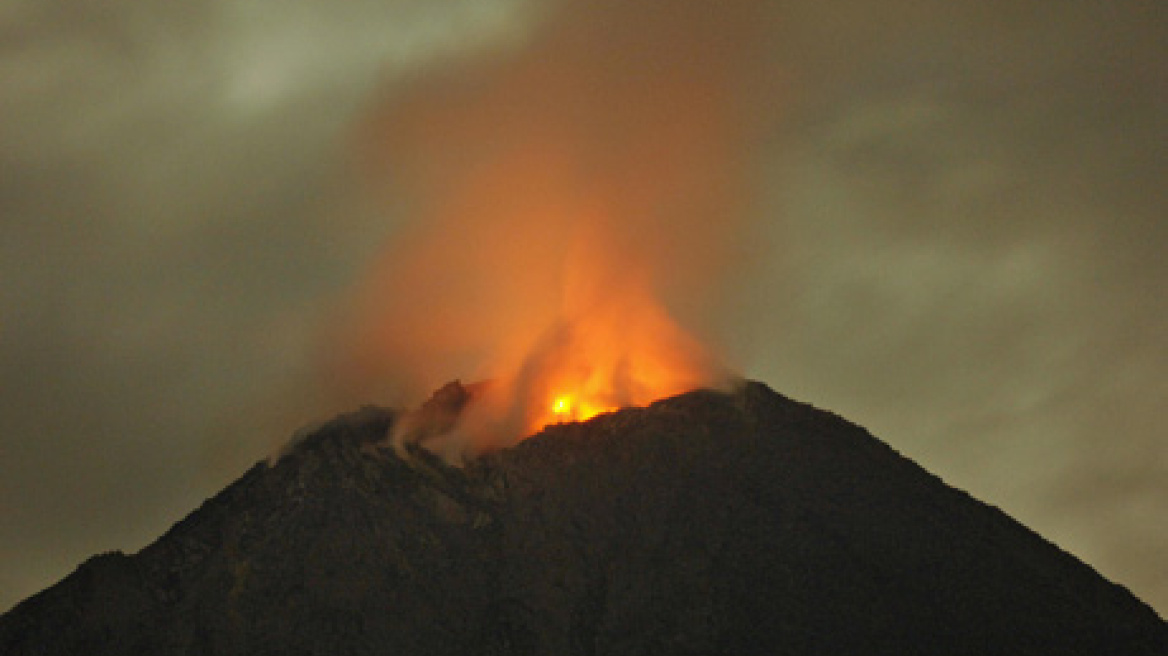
740, 0, 1164, 610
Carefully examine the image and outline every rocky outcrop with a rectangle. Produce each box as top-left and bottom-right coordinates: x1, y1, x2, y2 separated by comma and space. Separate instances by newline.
2, 382, 1164, 655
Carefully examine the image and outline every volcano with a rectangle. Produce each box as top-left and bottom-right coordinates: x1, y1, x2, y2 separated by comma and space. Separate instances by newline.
1, 381, 1164, 655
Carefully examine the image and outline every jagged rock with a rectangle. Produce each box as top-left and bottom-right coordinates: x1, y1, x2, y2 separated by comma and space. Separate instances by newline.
1, 382, 1164, 655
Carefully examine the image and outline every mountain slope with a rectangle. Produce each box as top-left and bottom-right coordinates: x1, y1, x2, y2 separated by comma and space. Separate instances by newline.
2, 381, 1164, 655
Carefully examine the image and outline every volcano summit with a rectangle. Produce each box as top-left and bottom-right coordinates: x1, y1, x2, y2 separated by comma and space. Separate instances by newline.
1, 381, 1164, 655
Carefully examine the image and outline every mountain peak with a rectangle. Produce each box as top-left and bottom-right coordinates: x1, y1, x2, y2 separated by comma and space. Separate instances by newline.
2, 382, 1164, 655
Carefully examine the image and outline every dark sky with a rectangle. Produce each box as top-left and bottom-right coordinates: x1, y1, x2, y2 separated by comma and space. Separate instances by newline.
1, 0, 1164, 614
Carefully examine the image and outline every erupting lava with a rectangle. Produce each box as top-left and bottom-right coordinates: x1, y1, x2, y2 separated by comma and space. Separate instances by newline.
551, 395, 573, 418
547, 393, 612, 425
379, 276, 726, 456
500, 274, 722, 438
546, 391, 616, 425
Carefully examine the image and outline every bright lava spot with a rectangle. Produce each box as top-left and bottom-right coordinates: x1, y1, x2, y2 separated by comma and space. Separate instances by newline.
548, 393, 618, 425
552, 395, 573, 418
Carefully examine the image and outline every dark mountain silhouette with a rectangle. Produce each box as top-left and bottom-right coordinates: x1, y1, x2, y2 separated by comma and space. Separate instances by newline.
2, 381, 1164, 655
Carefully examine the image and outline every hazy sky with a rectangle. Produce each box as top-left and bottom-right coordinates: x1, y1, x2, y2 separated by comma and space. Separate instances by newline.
1, 0, 1164, 614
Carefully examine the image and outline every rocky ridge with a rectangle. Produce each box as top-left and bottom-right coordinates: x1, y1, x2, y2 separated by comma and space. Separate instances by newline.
1, 381, 1164, 655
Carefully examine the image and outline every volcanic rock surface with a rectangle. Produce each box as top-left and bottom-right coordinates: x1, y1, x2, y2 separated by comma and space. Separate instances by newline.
2, 381, 1164, 655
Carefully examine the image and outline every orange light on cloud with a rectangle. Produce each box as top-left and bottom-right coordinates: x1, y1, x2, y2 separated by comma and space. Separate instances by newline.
324, 0, 774, 455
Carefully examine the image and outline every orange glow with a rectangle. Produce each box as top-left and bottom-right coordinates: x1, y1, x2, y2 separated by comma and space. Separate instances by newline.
326, 0, 767, 454
551, 395, 576, 420
535, 322, 698, 429
552, 395, 571, 415
547, 391, 617, 425
485, 238, 724, 438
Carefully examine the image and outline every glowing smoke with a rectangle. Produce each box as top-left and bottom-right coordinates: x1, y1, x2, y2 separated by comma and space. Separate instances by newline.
325, 0, 778, 452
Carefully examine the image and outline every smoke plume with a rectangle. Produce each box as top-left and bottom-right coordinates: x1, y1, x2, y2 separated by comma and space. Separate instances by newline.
323, 0, 777, 451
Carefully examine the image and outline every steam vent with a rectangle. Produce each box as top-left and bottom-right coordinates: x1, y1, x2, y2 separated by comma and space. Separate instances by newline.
2, 381, 1164, 655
